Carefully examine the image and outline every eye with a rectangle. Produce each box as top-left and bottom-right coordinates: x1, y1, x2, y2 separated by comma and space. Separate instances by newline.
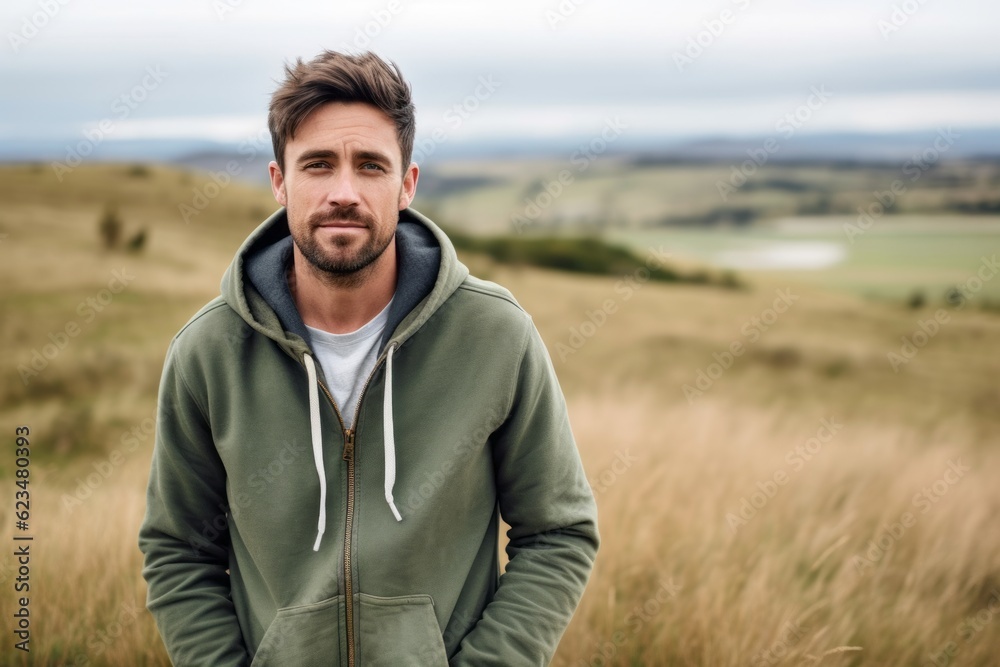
361, 162, 385, 172
304, 161, 329, 170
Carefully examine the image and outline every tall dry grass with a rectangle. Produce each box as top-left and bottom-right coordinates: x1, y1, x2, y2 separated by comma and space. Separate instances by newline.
1, 391, 996, 665
557, 392, 1000, 666
0, 455, 165, 666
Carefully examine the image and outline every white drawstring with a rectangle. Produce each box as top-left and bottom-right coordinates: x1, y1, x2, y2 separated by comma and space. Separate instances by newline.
303, 354, 327, 551
383, 343, 402, 522
304, 345, 400, 552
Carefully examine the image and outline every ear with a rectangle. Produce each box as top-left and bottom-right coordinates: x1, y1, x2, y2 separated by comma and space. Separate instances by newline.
398, 162, 419, 210
268, 160, 287, 207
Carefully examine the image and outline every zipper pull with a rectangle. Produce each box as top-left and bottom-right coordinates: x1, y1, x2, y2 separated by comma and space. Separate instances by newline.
343, 429, 355, 461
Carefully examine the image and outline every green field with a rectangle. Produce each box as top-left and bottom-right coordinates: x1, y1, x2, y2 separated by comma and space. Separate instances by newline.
606, 217, 1000, 301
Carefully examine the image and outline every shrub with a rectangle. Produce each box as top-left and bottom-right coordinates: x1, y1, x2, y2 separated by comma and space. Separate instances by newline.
126, 228, 148, 253
446, 229, 742, 289
98, 205, 122, 250
907, 290, 927, 310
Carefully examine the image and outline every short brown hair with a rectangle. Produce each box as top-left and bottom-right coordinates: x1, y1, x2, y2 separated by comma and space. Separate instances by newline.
268, 50, 415, 173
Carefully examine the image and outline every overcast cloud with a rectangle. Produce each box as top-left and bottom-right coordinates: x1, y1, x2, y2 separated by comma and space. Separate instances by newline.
2, 0, 998, 150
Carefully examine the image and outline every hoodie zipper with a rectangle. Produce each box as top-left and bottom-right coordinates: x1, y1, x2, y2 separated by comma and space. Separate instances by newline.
314, 344, 393, 667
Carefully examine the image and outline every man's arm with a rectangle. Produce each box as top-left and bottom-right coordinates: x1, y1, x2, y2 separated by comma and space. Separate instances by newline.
450, 320, 600, 666
138, 338, 249, 667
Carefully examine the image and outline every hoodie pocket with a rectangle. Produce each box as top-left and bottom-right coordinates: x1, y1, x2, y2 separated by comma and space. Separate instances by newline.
250, 595, 343, 667
358, 593, 448, 666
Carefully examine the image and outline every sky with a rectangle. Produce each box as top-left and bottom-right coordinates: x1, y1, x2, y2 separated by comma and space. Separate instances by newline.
2, 0, 999, 157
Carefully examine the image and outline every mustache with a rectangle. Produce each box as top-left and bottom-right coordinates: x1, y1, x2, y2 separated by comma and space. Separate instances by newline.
308, 207, 376, 227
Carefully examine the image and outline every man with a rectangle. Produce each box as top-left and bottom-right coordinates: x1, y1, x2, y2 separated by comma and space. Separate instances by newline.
139, 50, 599, 666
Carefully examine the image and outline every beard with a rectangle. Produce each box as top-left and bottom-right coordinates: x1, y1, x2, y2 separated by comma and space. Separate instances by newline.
291, 205, 396, 286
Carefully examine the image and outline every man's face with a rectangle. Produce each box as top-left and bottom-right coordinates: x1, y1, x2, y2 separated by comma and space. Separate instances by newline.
269, 101, 418, 280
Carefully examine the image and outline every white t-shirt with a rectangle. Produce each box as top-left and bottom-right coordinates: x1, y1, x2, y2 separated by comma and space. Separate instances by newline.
305, 297, 394, 430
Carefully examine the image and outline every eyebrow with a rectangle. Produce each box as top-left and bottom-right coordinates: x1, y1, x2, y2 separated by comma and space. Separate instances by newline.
296, 149, 336, 165
295, 148, 395, 168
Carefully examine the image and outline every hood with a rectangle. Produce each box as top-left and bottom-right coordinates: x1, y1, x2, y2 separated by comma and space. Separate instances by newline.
221, 206, 469, 363
219, 207, 470, 549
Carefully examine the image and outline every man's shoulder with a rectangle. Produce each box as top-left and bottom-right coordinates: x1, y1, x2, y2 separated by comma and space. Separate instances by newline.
454, 274, 528, 318
170, 295, 246, 350
435, 274, 536, 353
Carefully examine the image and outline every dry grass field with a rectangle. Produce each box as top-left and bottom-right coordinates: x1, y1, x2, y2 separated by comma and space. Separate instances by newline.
0, 164, 998, 665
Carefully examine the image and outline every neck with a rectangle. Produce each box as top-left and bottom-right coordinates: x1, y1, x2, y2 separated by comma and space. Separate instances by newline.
289, 238, 397, 334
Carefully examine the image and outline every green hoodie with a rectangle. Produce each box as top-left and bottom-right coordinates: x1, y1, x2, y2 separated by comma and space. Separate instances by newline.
138, 208, 599, 666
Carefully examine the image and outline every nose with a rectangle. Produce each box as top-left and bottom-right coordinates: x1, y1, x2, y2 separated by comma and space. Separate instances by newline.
325, 168, 361, 208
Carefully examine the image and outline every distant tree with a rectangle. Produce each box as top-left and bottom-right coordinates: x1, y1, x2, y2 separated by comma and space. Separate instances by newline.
126, 228, 148, 253
98, 204, 122, 250
944, 286, 966, 309
907, 290, 926, 310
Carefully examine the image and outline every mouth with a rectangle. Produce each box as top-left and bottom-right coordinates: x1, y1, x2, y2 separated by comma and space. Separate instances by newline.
317, 220, 368, 229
